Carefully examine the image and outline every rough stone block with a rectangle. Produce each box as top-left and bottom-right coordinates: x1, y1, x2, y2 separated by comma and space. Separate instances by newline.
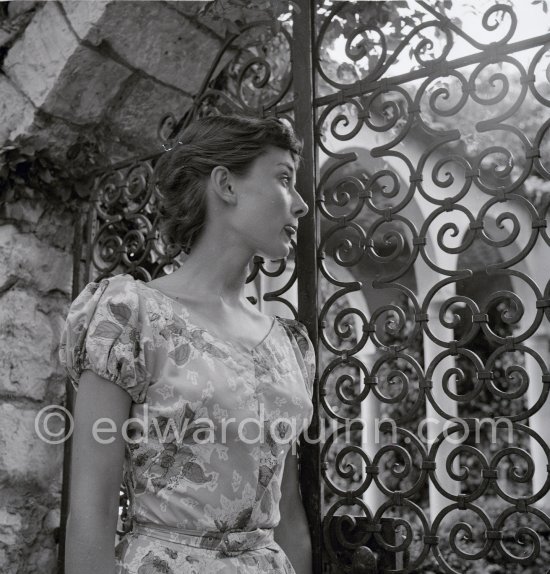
168, 1, 202, 18
0, 76, 35, 145
1, 199, 75, 253
27, 545, 57, 574
43, 508, 60, 532
8, 1, 38, 19
5, 1, 130, 125
0, 28, 14, 48
0, 549, 8, 574
0, 289, 58, 401
170, 1, 275, 38
24, 113, 137, 164
0, 489, 59, 574
0, 198, 45, 226
42, 44, 133, 124
1, 1, 38, 49
33, 205, 75, 251
4, 2, 80, 106
0, 403, 64, 490
0, 509, 21, 545
0, 223, 73, 295
169, 1, 225, 38
98, 1, 223, 94
107, 76, 193, 152
60, 0, 111, 43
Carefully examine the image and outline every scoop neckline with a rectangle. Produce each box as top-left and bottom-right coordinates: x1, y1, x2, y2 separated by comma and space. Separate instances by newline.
133, 277, 279, 354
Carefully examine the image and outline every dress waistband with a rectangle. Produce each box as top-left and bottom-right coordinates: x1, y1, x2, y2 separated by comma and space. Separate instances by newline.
130, 521, 278, 557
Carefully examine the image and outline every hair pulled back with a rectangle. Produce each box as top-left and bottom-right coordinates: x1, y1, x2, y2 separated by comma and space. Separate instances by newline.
153, 114, 303, 254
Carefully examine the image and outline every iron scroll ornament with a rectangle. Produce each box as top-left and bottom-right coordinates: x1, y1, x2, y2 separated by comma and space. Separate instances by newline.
72, 0, 550, 571
313, 0, 550, 572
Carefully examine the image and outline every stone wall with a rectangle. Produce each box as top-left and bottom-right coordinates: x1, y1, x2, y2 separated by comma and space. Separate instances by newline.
0, 197, 74, 574
0, 2, 228, 571
0, 0, 221, 160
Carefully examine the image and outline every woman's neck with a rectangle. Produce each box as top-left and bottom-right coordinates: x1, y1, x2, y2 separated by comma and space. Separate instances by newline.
169, 232, 253, 305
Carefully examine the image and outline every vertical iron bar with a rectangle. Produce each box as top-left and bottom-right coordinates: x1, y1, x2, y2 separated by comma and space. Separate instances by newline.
70, 208, 82, 301
57, 391, 74, 574
58, 207, 83, 573
293, 1, 322, 572
84, 195, 96, 284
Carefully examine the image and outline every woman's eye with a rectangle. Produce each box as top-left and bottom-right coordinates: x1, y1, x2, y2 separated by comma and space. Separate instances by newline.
280, 175, 291, 186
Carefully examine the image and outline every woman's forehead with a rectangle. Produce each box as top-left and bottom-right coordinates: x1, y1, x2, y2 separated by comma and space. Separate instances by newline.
256, 146, 297, 169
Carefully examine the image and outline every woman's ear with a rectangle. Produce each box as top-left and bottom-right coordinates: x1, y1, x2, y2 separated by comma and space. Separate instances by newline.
209, 166, 237, 205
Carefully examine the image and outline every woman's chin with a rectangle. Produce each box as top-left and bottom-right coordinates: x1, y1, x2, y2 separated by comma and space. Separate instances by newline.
256, 243, 291, 261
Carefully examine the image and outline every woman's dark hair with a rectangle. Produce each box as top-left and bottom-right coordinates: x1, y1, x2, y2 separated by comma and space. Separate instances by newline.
153, 114, 303, 254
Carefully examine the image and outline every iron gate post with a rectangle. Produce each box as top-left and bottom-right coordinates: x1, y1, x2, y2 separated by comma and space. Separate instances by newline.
293, 1, 322, 572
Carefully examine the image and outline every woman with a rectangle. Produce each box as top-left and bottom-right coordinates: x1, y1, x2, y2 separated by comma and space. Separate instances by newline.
59, 114, 315, 574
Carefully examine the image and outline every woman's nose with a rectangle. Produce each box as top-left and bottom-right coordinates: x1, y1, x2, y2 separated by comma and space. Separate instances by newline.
292, 189, 309, 218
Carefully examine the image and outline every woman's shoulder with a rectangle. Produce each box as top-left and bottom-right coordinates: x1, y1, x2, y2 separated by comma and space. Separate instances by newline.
277, 316, 316, 398
89, 272, 144, 294
59, 273, 161, 402
76, 273, 162, 310
65, 273, 171, 345
277, 316, 312, 348
75, 273, 138, 304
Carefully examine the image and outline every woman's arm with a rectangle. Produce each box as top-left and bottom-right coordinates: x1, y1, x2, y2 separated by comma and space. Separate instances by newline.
64, 369, 132, 574
274, 449, 313, 574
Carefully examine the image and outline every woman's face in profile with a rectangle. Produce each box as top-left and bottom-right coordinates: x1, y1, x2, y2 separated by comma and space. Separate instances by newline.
229, 145, 309, 260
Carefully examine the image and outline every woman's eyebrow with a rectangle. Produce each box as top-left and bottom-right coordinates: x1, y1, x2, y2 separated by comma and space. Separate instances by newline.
277, 162, 295, 173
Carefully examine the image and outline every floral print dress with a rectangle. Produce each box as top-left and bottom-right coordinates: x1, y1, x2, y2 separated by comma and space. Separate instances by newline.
59, 274, 315, 574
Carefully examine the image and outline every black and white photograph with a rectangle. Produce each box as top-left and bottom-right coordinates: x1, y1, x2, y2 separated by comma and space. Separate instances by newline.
2, 1, 550, 573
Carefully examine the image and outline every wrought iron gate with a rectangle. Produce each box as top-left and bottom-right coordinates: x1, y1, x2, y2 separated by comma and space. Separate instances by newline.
63, 1, 550, 572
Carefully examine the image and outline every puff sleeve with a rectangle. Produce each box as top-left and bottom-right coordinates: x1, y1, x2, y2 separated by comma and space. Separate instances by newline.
58, 274, 154, 404
282, 318, 316, 400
